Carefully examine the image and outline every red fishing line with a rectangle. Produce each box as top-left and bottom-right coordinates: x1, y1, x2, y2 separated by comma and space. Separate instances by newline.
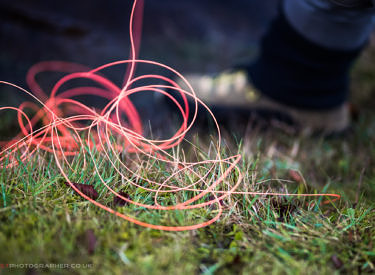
0, 0, 340, 231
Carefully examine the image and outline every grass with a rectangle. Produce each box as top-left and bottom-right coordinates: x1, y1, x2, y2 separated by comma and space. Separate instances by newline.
1, 41, 375, 275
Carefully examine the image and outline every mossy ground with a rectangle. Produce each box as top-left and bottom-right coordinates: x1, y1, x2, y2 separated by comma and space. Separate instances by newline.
1, 38, 375, 275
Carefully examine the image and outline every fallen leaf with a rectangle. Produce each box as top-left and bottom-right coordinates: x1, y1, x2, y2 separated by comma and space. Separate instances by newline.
348, 230, 354, 243
113, 191, 130, 206
84, 229, 97, 255
331, 255, 343, 269
65, 182, 99, 200
288, 169, 303, 183
77, 229, 97, 255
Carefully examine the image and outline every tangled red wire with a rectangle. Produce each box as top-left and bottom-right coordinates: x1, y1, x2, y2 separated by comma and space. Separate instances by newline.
0, 0, 340, 231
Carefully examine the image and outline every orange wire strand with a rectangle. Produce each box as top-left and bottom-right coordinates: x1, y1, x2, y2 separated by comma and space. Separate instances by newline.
0, 0, 340, 231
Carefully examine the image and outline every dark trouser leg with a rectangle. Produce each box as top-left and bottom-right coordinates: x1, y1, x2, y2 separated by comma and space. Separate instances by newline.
248, 0, 375, 110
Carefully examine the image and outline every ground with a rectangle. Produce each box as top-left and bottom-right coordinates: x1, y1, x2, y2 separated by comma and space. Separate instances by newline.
1, 1, 375, 274
1, 48, 375, 273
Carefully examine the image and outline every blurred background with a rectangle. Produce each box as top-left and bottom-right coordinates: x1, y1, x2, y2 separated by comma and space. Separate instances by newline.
2, 0, 375, 136
0, 0, 279, 128
0, 0, 279, 74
